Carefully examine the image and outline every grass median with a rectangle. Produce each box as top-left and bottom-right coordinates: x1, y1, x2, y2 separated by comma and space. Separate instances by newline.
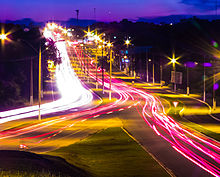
47, 127, 170, 177
159, 95, 220, 142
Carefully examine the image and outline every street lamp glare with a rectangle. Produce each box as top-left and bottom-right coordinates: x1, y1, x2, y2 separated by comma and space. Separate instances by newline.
125, 39, 130, 45
87, 31, 92, 36
63, 29, 68, 34
0, 33, 7, 40
171, 58, 176, 64
107, 42, 112, 47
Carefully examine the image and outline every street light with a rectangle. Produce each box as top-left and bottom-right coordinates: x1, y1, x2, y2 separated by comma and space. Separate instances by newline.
167, 53, 181, 92
0, 30, 11, 46
84, 26, 94, 39
146, 59, 151, 82
0, 33, 7, 40
107, 41, 113, 100
125, 39, 131, 47
94, 30, 99, 89
184, 61, 198, 95
18, 39, 40, 106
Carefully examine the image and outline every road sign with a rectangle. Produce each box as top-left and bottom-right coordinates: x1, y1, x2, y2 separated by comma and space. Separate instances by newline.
171, 71, 182, 84
172, 101, 179, 114
172, 101, 179, 108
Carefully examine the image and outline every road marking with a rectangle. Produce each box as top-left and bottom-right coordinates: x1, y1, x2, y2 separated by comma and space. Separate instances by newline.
107, 111, 113, 114
121, 126, 175, 177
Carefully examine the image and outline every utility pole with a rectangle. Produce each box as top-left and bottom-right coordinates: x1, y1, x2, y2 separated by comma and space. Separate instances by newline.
75, 10, 79, 25
95, 39, 98, 89
203, 57, 206, 102
30, 57, 33, 105
160, 64, 163, 87
102, 45, 104, 94
213, 68, 216, 110
83, 47, 86, 78
109, 48, 113, 100
186, 66, 190, 95
87, 50, 89, 82
152, 58, 155, 85
94, 8, 96, 20
38, 46, 41, 121
146, 50, 149, 82
174, 65, 176, 92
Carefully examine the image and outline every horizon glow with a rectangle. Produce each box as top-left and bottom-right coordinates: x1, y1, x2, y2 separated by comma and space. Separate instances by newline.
0, 0, 218, 22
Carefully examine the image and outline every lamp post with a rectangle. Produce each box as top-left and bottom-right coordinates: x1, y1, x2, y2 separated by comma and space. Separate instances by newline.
213, 68, 216, 110
172, 59, 177, 92
203, 58, 206, 102
86, 48, 89, 82
94, 30, 99, 89
38, 46, 42, 121
109, 49, 113, 100
101, 44, 105, 94
18, 39, 51, 121
186, 66, 189, 95
146, 58, 151, 82
152, 58, 155, 85
30, 57, 33, 105
107, 42, 113, 100
167, 53, 180, 92
124, 39, 131, 75
18, 39, 39, 106
160, 64, 163, 87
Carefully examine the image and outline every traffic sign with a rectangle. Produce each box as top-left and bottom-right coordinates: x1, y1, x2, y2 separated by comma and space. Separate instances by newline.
171, 71, 182, 84
173, 101, 179, 108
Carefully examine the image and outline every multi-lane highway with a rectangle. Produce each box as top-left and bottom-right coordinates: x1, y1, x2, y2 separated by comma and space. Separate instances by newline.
0, 24, 219, 177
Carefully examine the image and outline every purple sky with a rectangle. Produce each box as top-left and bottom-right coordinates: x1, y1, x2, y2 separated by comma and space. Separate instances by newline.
0, 0, 218, 22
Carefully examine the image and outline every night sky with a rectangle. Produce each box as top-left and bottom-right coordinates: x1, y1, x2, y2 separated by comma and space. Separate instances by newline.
1, 0, 218, 22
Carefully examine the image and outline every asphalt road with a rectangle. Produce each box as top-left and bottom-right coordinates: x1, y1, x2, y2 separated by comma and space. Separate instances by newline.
0, 29, 219, 177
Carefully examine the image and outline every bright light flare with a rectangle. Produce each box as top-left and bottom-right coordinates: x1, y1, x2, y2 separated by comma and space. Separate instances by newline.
125, 39, 131, 46
0, 26, 93, 123
167, 53, 181, 68
107, 41, 112, 47
0, 33, 7, 40
47, 23, 58, 30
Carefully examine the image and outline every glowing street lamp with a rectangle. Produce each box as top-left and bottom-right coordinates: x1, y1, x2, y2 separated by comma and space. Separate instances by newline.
107, 41, 112, 48
125, 39, 131, 48
0, 33, 7, 40
84, 26, 94, 38
62, 29, 68, 34
107, 42, 113, 100
0, 30, 11, 46
167, 53, 181, 92
171, 58, 177, 64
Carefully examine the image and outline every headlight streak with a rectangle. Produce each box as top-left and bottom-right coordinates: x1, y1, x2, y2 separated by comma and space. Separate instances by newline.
129, 87, 220, 176
0, 25, 219, 177
78, 49, 220, 177
0, 28, 93, 124
80, 49, 220, 176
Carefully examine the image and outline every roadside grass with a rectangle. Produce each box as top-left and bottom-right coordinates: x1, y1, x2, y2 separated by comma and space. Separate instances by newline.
159, 95, 220, 142
179, 122, 220, 142
0, 150, 89, 177
47, 127, 170, 177
0, 170, 59, 177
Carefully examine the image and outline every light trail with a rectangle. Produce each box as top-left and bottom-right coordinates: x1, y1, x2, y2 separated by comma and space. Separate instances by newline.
0, 24, 219, 176
73, 44, 220, 177
0, 25, 93, 123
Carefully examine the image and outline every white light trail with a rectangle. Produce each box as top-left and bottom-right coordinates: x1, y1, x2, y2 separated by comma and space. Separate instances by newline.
0, 26, 93, 123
